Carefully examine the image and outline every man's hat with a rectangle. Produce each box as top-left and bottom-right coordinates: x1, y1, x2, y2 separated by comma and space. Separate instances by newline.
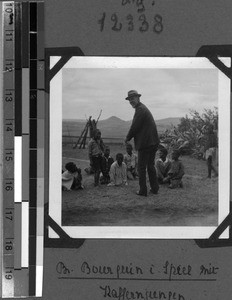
125, 90, 141, 100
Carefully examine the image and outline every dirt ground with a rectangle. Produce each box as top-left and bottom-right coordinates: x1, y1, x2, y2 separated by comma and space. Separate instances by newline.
62, 145, 218, 227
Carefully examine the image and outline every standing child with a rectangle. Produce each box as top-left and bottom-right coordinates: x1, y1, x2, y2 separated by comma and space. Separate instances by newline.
202, 125, 218, 178
108, 153, 128, 186
100, 146, 114, 184
155, 147, 172, 184
124, 143, 138, 180
62, 162, 83, 191
88, 129, 105, 186
163, 149, 184, 189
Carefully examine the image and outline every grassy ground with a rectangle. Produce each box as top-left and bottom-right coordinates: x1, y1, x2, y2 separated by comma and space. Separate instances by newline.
62, 144, 218, 226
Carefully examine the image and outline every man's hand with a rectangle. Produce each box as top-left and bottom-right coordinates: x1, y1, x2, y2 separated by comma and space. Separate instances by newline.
163, 176, 170, 184
124, 138, 129, 145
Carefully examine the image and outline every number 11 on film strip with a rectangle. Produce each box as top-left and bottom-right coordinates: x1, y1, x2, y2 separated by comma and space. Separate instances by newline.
2, 1, 45, 298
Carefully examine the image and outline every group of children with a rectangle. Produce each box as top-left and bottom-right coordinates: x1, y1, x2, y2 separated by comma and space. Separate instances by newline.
155, 147, 184, 189
88, 134, 138, 187
62, 128, 185, 191
86, 129, 137, 187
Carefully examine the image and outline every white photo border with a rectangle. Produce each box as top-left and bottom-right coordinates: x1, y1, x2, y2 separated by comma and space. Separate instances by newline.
49, 56, 231, 239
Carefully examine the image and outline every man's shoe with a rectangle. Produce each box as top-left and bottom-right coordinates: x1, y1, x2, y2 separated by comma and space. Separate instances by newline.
150, 189, 158, 194
136, 191, 147, 197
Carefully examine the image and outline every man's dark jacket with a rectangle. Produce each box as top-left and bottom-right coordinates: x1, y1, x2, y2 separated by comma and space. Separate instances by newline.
126, 102, 159, 151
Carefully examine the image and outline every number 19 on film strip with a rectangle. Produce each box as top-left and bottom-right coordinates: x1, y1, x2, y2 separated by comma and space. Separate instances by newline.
2, 1, 44, 298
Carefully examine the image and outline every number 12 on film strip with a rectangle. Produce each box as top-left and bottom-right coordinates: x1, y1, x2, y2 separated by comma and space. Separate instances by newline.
2, 1, 45, 298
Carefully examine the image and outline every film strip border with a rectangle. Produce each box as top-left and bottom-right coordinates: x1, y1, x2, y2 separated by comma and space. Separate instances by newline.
2, 1, 44, 297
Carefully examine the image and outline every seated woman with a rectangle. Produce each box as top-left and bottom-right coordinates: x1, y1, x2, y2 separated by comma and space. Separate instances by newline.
62, 162, 83, 191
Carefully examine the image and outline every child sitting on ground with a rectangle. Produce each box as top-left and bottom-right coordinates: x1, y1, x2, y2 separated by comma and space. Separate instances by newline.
100, 146, 114, 184
163, 149, 184, 189
155, 147, 172, 184
108, 153, 128, 186
124, 143, 138, 180
88, 129, 105, 186
62, 162, 83, 191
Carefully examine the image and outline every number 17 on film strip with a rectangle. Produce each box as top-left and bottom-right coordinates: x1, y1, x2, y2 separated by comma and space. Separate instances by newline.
1, 1, 45, 297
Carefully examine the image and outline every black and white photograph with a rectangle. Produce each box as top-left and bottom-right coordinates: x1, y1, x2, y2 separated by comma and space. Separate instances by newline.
49, 57, 230, 238
2, 1, 232, 299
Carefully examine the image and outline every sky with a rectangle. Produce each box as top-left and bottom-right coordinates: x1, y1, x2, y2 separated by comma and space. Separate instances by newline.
62, 65, 219, 121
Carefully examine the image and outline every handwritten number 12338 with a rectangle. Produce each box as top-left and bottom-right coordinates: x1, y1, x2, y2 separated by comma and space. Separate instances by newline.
98, 12, 163, 33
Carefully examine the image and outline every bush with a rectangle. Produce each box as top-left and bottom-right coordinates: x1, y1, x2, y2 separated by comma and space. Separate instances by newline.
160, 108, 218, 158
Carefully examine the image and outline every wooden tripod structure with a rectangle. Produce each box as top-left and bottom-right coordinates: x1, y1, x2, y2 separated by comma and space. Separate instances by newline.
73, 110, 102, 149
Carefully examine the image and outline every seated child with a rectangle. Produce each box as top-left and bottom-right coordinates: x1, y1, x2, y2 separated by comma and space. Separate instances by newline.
155, 147, 172, 184
62, 162, 83, 191
124, 143, 138, 180
100, 146, 114, 184
108, 153, 128, 186
163, 149, 184, 189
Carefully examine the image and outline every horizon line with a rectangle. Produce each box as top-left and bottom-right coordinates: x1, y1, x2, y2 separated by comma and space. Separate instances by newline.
62, 116, 182, 122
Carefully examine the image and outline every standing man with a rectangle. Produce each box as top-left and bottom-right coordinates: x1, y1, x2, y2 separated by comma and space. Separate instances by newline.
125, 90, 160, 196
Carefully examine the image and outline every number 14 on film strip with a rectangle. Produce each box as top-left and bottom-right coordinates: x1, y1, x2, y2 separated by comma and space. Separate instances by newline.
1, 1, 45, 298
